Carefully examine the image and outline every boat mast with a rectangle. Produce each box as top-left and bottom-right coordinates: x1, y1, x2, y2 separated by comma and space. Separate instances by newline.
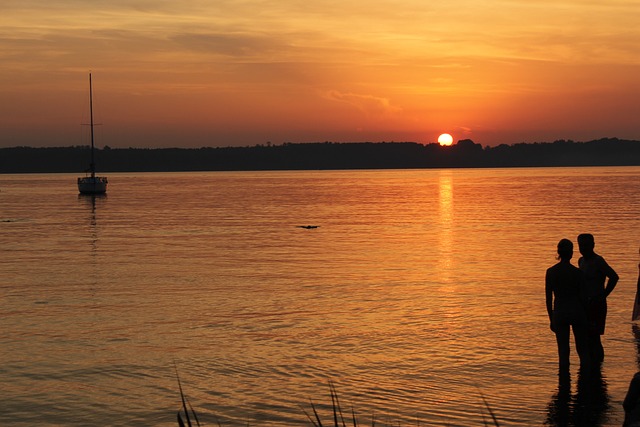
89, 73, 95, 178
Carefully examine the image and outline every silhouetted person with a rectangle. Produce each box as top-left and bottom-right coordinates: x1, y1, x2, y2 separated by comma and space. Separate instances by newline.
577, 233, 619, 364
546, 239, 591, 373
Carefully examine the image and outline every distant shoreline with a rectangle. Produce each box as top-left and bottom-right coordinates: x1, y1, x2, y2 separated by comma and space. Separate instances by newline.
1, 138, 639, 173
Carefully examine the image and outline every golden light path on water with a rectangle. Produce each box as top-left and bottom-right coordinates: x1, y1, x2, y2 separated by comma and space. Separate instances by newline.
438, 170, 454, 283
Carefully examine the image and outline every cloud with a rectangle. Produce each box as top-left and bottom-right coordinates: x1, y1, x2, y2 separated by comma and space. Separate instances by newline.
455, 126, 473, 136
170, 32, 285, 57
324, 90, 402, 116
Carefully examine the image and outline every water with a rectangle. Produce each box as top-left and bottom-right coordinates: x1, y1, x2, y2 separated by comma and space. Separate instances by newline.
1, 167, 639, 426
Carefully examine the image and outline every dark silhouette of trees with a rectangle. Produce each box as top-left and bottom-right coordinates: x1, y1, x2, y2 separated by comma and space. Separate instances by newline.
1, 138, 639, 173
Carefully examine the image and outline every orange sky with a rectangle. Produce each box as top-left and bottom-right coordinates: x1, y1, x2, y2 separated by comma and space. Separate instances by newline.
2, 0, 640, 148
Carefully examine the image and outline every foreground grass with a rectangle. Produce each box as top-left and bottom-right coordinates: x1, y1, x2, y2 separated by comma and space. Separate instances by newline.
176, 375, 499, 426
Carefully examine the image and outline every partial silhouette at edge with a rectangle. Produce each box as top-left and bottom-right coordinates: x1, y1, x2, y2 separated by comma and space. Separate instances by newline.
623, 250, 640, 426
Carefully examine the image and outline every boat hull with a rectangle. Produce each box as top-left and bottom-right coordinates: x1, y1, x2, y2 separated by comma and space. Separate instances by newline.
78, 176, 108, 194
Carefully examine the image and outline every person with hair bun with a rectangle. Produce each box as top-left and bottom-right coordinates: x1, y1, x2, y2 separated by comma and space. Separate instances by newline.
546, 238, 591, 373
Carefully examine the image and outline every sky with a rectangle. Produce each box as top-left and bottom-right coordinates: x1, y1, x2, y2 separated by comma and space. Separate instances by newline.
2, 0, 640, 148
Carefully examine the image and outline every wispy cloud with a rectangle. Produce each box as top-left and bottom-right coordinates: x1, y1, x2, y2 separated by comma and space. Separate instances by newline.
169, 32, 287, 57
324, 90, 402, 116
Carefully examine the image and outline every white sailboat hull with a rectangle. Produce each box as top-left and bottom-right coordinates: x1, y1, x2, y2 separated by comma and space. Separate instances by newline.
78, 176, 108, 194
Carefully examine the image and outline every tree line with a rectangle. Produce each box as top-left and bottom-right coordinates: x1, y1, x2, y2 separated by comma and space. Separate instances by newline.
1, 138, 639, 173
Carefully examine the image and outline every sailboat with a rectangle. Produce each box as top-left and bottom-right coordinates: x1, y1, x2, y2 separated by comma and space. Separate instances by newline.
77, 73, 108, 195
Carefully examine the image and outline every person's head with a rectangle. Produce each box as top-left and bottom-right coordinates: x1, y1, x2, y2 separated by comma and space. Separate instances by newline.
557, 238, 573, 261
577, 233, 595, 256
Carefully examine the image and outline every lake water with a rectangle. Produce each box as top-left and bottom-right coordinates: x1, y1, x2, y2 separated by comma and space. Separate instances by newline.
1, 167, 640, 426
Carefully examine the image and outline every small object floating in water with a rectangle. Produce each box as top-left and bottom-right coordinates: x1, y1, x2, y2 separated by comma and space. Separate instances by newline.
297, 225, 319, 229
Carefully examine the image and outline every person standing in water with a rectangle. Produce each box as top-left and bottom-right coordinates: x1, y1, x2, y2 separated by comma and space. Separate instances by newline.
577, 233, 619, 364
546, 238, 591, 373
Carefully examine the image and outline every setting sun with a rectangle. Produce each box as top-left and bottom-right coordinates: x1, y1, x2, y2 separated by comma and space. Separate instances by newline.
438, 133, 454, 146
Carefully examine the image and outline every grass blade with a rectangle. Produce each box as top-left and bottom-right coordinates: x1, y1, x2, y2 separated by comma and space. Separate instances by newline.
479, 392, 499, 427
308, 399, 323, 427
175, 363, 201, 427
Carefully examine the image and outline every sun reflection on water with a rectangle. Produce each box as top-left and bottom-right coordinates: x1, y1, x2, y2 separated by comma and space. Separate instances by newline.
437, 170, 454, 282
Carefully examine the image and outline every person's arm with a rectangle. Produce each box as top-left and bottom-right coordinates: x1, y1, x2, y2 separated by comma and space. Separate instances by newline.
601, 257, 619, 297
545, 270, 554, 332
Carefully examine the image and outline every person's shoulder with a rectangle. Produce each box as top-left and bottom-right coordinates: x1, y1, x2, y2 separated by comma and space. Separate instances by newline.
593, 254, 610, 267
547, 262, 561, 271
546, 263, 561, 278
